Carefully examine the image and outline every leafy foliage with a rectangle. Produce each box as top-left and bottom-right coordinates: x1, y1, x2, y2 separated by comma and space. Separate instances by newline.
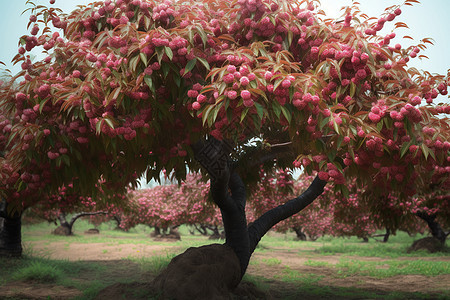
0, 0, 448, 214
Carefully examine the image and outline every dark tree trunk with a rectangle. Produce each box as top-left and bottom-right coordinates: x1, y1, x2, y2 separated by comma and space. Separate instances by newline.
194, 138, 327, 277
0, 203, 22, 257
54, 211, 108, 236
113, 215, 122, 229
292, 226, 307, 241
383, 228, 391, 243
153, 138, 328, 298
193, 224, 211, 235
415, 212, 447, 245
210, 225, 221, 237
209, 166, 326, 277
209, 170, 250, 276
150, 226, 161, 237
53, 213, 72, 235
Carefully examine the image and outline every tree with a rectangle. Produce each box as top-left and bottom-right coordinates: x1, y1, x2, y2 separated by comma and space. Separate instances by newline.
0, 0, 449, 296
28, 186, 124, 236
122, 173, 224, 237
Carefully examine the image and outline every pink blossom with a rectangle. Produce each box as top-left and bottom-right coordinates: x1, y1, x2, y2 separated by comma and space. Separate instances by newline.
281, 79, 291, 88
240, 76, 249, 86
241, 90, 251, 100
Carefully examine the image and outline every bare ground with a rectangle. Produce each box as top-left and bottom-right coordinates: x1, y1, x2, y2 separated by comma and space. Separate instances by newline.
1, 234, 449, 299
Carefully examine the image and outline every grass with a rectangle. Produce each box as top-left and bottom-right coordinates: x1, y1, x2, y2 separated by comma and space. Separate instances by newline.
257, 230, 450, 259
303, 257, 450, 278
0, 219, 448, 299
335, 258, 450, 278
261, 257, 282, 265
11, 260, 64, 283
130, 253, 177, 275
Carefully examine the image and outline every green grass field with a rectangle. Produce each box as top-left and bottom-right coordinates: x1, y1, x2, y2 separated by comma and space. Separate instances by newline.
0, 219, 449, 299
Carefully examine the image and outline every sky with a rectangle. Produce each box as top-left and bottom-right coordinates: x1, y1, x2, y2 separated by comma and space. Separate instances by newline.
0, 0, 448, 77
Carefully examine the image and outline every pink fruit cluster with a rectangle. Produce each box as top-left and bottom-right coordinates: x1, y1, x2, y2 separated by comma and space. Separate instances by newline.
0, 0, 448, 214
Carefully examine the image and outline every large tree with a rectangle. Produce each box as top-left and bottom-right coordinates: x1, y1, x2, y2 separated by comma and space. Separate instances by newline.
0, 0, 449, 296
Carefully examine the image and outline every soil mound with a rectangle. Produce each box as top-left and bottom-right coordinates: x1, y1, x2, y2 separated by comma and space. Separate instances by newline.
95, 244, 269, 299
152, 243, 241, 299
407, 237, 445, 253
52, 226, 71, 236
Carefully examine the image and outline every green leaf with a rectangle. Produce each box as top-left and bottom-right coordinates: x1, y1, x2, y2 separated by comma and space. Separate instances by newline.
315, 139, 325, 152
341, 185, 350, 198
164, 46, 173, 60
95, 119, 103, 134
240, 107, 249, 122
104, 118, 115, 129
61, 155, 71, 167
197, 57, 210, 70
420, 143, 429, 160
129, 55, 139, 73
320, 117, 330, 130
377, 120, 383, 131
280, 106, 292, 123
174, 73, 181, 87
272, 102, 281, 119
333, 119, 340, 134
184, 58, 197, 75
336, 135, 344, 150
156, 46, 164, 64
162, 63, 170, 78
202, 105, 215, 126
289, 86, 294, 100
400, 141, 412, 158
254, 102, 264, 120
327, 149, 337, 161
350, 83, 356, 97
144, 76, 155, 93
39, 99, 50, 113
139, 52, 148, 66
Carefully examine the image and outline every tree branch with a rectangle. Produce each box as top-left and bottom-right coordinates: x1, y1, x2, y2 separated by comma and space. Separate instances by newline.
248, 175, 327, 254
69, 211, 108, 229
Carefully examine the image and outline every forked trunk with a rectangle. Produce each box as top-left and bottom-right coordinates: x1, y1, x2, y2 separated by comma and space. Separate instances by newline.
152, 139, 327, 298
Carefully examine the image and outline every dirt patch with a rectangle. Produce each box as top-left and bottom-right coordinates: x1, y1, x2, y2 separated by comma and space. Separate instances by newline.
3, 240, 449, 299
95, 282, 155, 300
26, 240, 179, 260
0, 281, 82, 299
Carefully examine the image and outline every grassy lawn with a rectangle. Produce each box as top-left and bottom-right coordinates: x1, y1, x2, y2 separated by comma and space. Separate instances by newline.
0, 219, 448, 299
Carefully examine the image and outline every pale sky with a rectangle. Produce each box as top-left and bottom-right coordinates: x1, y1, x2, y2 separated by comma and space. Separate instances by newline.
0, 0, 448, 88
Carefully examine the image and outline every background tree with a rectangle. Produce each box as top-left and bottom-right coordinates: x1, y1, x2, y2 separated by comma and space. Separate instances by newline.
28, 184, 126, 235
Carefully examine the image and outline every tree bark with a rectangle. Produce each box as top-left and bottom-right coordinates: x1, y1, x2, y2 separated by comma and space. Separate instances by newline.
0, 202, 22, 257
292, 226, 307, 241
383, 228, 390, 243
194, 138, 327, 279
210, 171, 251, 277
248, 176, 326, 254
56, 213, 72, 235
55, 211, 108, 235
415, 211, 447, 245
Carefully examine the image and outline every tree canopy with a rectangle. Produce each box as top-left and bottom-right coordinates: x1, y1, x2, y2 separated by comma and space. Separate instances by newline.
0, 0, 449, 211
